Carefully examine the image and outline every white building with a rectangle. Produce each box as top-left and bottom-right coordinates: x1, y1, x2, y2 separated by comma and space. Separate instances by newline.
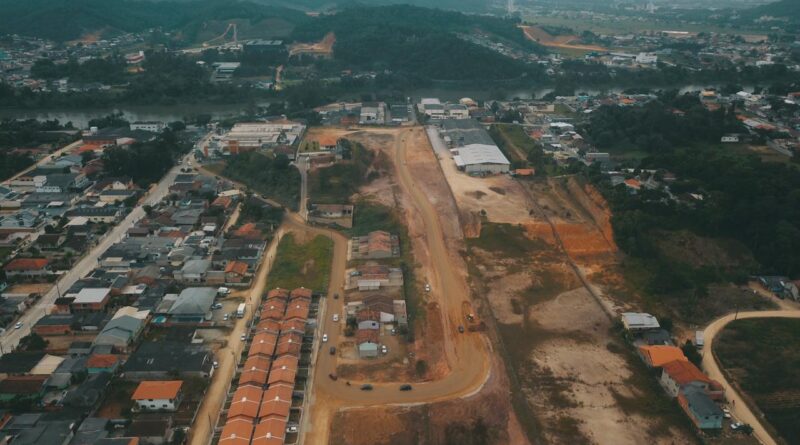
635, 52, 658, 64
452, 144, 510, 174
222, 120, 306, 153
359, 102, 386, 125
131, 380, 183, 412
130, 121, 165, 133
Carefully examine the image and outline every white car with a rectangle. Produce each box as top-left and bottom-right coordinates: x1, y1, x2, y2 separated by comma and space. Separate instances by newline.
14, 322, 22, 329
286, 426, 298, 433
240, 334, 247, 341
333, 314, 339, 322
381, 345, 388, 354
212, 361, 219, 369
223, 314, 229, 321
424, 283, 431, 292
322, 334, 328, 342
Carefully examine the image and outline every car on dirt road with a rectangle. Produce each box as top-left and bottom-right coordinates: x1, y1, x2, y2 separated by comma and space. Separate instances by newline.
330, 346, 336, 355
328, 373, 338, 381
425, 283, 431, 292
286, 426, 298, 433
399, 384, 413, 391
322, 334, 328, 342
333, 314, 339, 322
360, 384, 373, 391
381, 345, 388, 354
333, 293, 339, 299
14, 322, 22, 329
240, 334, 247, 341
458, 325, 465, 333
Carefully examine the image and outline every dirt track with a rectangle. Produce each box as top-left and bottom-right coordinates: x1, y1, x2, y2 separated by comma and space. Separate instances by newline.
702, 310, 800, 445
301, 127, 495, 445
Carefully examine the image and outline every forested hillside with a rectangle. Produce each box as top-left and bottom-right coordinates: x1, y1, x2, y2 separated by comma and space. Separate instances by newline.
290, 5, 545, 81
0, 0, 309, 41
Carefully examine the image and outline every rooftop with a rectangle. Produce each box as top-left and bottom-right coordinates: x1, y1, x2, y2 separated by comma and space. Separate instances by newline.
131, 380, 183, 400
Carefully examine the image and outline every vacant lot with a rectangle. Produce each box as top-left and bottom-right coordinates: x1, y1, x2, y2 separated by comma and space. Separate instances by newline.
268, 233, 333, 291
466, 222, 698, 444
716, 318, 800, 445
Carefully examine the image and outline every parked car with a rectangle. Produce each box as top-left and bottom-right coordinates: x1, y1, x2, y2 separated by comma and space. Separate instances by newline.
731, 422, 744, 430
333, 314, 339, 322
399, 384, 413, 391
333, 293, 339, 299
458, 325, 465, 333
424, 283, 431, 292
14, 322, 22, 329
286, 426, 298, 433
381, 345, 388, 354
240, 334, 247, 341
322, 334, 328, 342
329, 346, 336, 355
223, 314, 229, 321
390, 328, 397, 336
328, 373, 338, 381
212, 361, 219, 369
360, 384, 373, 391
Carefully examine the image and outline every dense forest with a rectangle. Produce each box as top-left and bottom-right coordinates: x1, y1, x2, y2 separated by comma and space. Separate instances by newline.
582, 92, 744, 152
222, 152, 301, 210
289, 5, 545, 81
0, 119, 79, 180
0, 0, 309, 41
102, 129, 191, 186
585, 96, 800, 298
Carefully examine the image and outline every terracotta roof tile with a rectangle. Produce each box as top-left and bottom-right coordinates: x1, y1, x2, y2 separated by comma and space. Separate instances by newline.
131, 381, 183, 400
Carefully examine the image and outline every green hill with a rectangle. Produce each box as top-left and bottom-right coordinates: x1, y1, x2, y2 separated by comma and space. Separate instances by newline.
289, 5, 545, 81
743, 0, 800, 21
0, 0, 310, 41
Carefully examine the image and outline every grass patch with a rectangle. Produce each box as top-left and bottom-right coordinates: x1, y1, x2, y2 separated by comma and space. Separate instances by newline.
467, 223, 546, 258
268, 233, 333, 292
716, 318, 800, 445
308, 139, 378, 204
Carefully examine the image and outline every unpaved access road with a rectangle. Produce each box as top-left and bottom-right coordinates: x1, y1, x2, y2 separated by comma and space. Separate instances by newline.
301, 127, 494, 445
702, 310, 800, 445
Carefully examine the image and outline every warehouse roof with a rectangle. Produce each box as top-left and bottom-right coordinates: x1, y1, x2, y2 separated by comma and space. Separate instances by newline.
454, 144, 510, 167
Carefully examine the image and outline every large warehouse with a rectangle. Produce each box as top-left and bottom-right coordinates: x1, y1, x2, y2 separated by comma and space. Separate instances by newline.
452, 144, 510, 174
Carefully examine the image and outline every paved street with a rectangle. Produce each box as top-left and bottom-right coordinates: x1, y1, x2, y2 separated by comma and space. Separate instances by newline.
0, 151, 195, 355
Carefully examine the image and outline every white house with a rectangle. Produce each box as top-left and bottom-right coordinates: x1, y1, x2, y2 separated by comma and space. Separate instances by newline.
130, 121, 165, 133
131, 380, 183, 412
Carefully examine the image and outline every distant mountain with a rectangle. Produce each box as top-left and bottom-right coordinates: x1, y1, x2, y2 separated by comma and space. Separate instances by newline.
0, 0, 310, 41
742, 0, 800, 20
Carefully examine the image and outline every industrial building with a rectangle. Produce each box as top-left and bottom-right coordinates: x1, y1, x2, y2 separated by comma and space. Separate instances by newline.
452, 144, 510, 174
222, 120, 306, 154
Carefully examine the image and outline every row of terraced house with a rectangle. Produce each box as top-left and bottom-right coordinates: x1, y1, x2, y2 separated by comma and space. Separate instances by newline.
217, 288, 316, 445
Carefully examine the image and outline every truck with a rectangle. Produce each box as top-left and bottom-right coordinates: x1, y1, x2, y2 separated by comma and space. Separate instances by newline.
461, 301, 486, 332
236, 303, 246, 318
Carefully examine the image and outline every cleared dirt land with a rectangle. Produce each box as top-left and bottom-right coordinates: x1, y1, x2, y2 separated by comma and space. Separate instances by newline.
318, 127, 526, 445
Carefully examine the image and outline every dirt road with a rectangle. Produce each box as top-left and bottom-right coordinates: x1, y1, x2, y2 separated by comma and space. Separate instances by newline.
300, 127, 493, 445
188, 223, 286, 445
702, 310, 800, 445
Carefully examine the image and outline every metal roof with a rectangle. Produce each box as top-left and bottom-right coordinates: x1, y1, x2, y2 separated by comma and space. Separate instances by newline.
454, 144, 510, 166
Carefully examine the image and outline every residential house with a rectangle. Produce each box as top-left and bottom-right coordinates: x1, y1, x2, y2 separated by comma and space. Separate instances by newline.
123, 341, 214, 380
228, 385, 263, 422
219, 418, 253, 445
69, 288, 111, 312
638, 345, 687, 368
349, 231, 400, 260
621, 312, 660, 332
251, 417, 285, 445
86, 354, 121, 374
678, 385, 723, 430
660, 360, 724, 400
356, 330, 379, 358
168, 287, 216, 322
3, 258, 50, 278
224, 261, 251, 284
0, 376, 46, 402
64, 207, 121, 224
173, 259, 211, 283
131, 380, 183, 412
93, 308, 148, 352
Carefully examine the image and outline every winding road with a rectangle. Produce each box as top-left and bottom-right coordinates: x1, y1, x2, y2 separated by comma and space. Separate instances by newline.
702, 310, 800, 445
295, 127, 493, 444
